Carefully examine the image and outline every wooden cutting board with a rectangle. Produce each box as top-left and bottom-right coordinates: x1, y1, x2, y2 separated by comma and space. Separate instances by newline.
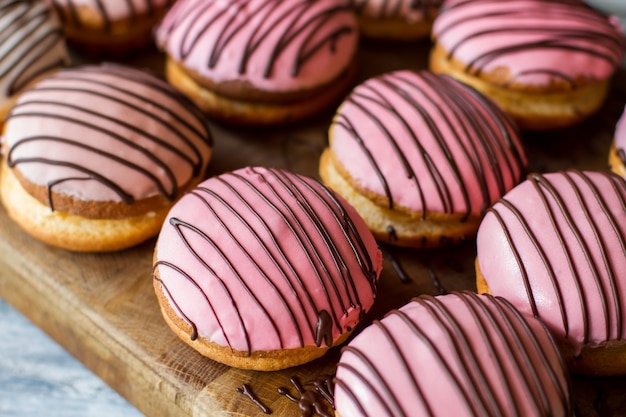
1, 41, 626, 417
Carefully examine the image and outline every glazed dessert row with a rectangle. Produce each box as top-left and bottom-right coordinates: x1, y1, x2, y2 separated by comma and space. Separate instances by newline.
1, 1, 626, 417
2, 0, 625, 130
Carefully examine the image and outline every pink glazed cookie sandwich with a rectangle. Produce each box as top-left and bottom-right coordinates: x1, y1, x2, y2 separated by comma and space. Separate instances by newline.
334, 292, 573, 417
430, 0, 626, 130
610, 105, 626, 177
155, 0, 359, 125
0, 0, 69, 123
47, 0, 174, 54
348, 0, 442, 41
476, 170, 626, 375
152, 167, 383, 371
319, 70, 526, 248
1, 64, 213, 252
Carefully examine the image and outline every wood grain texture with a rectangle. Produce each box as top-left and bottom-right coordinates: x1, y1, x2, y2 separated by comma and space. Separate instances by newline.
0, 41, 626, 416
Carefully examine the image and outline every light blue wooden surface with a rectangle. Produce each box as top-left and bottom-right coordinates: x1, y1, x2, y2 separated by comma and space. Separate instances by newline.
0, 297, 144, 417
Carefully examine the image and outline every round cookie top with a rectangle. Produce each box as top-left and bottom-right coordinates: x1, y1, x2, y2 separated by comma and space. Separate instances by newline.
153, 166, 383, 353
431, 0, 626, 88
329, 70, 526, 218
334, 292, 572, 417
4, 64, 213, 213
47, 0, 173, 22
476, 170, 626, 354
0, 0, 69, 101
155, 0, 359, 93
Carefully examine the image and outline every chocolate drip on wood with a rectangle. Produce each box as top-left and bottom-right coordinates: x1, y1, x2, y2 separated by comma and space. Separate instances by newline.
380, 243, 412, 284
278, 376, 333, 417
236, 384, 272, 414
427, 267, 447, 295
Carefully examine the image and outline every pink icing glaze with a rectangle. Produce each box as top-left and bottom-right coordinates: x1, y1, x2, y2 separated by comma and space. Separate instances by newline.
4, 64, 212, 205
349, 0, 441, 22
155, 0, 358, 93
330, 70, 526, 217
476, 171, 626, 354
334, 292, 572, 417
615, 104, 626, 152
153, 167, 383, 353
46, 0, 173, 22
0, 0, 69, 102
432, 0, 625, 86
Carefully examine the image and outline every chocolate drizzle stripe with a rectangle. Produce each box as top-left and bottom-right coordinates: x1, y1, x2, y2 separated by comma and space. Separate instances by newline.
565, 171, 620, 340
0, 2, 68, 97
164, 0, 354, 78
267, 168, 355, 315
6, 36, 66, 96
289, 7, 354, 77
230, 169, 345, 331
488, 200, 566, 330
417, 295, 501, 416
373, 318, 433, 416
435, 0, 625, 82
154, 255, 241, 349
338, 78, 428, 213
175, 197, 286, 351
172, 215, 271, 352
459, 292, 538, 415
154, 276, 198, 341
533, 173, 602, 345
391, 72, 474, 215
213, 175, 323, 342
338, 347, 406, 416
236, 384, 271, 414
7, 111, 179, 202
331, 114, 395, 207
415, 73, 492, 213
8, 136, 148, 206
59, 64, 213, 145
424, 73, 522, 199
192, 185, 307, 348
28, 86, 203, 172
457, 78, 525, 184
494, 295, 574, 415
39, 75, 211, 151
255, 167, 370, 325
290, 169, 378, 292
394, 299, 488, 416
